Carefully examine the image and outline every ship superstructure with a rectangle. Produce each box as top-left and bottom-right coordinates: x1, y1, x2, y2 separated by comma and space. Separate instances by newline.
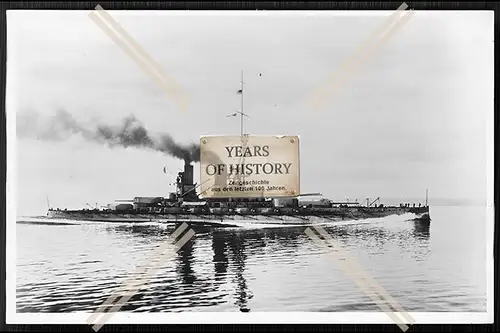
47, 158, 430, 225
45, 71, 430, 224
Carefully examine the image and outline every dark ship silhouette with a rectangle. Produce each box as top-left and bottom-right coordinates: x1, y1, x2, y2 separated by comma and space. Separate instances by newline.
46, 71, 430, 226
47, 158, 431, 226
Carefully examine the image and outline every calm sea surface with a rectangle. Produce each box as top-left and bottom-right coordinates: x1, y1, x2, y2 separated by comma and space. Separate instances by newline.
16, 206, 488, 313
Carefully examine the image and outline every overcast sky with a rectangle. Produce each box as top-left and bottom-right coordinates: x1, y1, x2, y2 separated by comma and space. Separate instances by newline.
7, 10, 494, 216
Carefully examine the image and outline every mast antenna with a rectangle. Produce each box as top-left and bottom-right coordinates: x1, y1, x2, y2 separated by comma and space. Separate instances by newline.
227, 70, 250, 136
240, 70, 244, 136
425, 188, 428, 207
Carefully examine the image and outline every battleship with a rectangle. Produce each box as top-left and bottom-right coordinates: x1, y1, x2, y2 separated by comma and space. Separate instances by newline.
46, 158, 431, 226
44, 72, 430, 226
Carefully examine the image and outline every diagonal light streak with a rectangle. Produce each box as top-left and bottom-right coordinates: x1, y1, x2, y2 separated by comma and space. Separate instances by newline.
90, 229, 195, 332
89, 228, 195, 331
312, 10, 415, 110
308, 3, 414, 111
93, 5, 189, 107
87, 222, 189, 313
305, 229, 409, 331
305, 226, 414, 332
311, 225, 415, 324
303, 3, 416, 331
89, 5, 189, 112
312, 2, 408, 98
85, 3, 416, 330
346, 3, 408, 61
86, 223, 195, 331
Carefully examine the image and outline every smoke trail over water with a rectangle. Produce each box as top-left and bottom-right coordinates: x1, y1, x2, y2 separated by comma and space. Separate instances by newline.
16, 109, 200, 162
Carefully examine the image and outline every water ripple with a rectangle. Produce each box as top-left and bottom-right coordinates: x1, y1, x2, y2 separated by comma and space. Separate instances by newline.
16, 206, 487, 312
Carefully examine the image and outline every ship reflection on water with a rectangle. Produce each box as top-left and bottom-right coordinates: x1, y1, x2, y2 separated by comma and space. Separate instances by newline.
16, 218, 435, 313
104, 219, 430, 313
413, 220, 431, 239
226, 232, 252, 311
17, 207, 487, 313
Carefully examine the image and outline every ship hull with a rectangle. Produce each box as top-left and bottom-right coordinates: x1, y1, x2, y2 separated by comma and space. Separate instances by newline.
44, 206, 430, 226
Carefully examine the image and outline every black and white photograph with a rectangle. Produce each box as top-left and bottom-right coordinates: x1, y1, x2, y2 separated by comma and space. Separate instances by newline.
5, 5, 494, 327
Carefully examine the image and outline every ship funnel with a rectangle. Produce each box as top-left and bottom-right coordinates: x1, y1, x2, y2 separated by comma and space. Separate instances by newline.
183, 160, 194, 186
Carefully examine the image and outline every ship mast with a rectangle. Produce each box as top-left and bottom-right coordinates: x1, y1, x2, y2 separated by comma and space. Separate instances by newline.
240, 70, 244, 136
228, 70, 250, 136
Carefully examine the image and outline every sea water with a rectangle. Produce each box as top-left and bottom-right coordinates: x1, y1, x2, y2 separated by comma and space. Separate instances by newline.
15, 205, 488, 313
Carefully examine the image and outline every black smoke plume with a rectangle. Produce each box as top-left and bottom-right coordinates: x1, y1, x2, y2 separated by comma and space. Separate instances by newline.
16, 109, 200, 163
